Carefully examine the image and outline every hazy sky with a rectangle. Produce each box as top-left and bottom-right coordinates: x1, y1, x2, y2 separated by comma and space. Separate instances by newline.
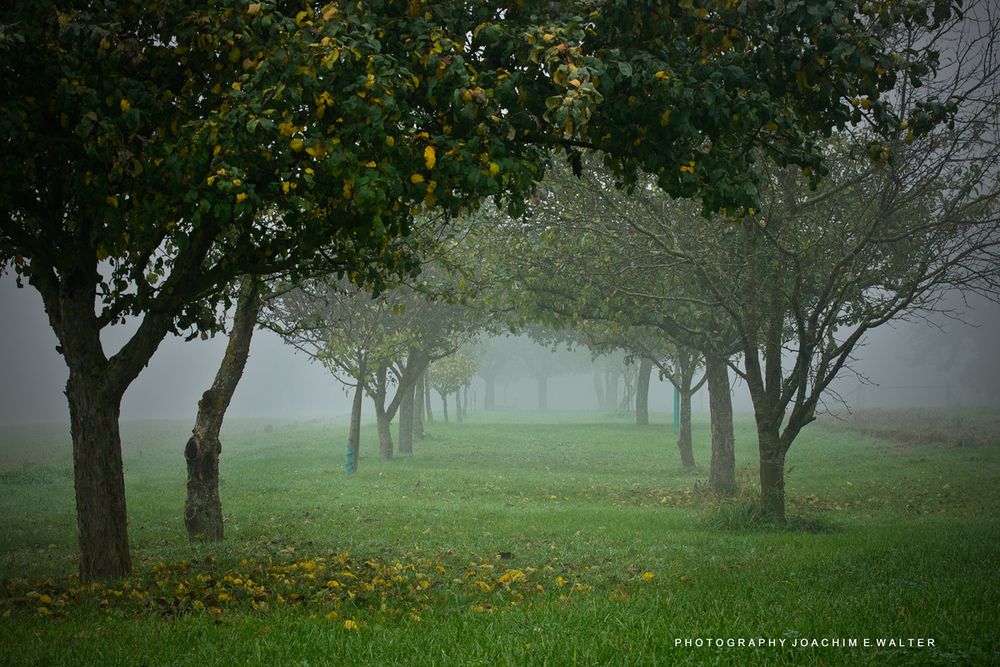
1, 273, 998, 425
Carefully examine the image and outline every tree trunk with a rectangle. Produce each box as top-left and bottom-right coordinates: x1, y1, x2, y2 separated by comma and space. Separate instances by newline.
375, 404, 393, 459
347, 378, 363, 472
759, 440, 786, 521
67, 374, 131, 582
184, 279, 260, 542
398, 380, 415, 454
705, 354, 736, 494
413, 371, 425, 440
635, 358, 652, 425
424, 373, 434, 422
57, 281, 132, 582
537, 375, 548, 411
455, 389, 464, 423
484, 373, 496, 410
677, 388, 695, 469
440, 391, 449, 422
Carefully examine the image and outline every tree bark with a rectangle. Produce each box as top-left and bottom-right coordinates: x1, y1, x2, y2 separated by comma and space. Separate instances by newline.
375, 403, 393, 459
440, 391, 449, 422
398, 380, 415, 454
67, 373, 131, 582
455, 388, 464, 423
347, 380, 364, 472
184, 279, 260, 542
413, 371, 425, 439
484, 373, 496, 410
537, 375, 548, 411
758, 435, 786, 521
635, 358, 652, 425
705, 353, 736, 494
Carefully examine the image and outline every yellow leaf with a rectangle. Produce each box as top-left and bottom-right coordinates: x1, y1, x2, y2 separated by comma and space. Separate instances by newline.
488, 162, 500, 176
343, 619, 359, 631
247, 3, 262, 16
120, 99, 131, 113
290, 138, 305, 152
660, 109, 672, 126
236, 192, 248, 203
306, 145, 326, 158
410, 173, 425, 184
424, 146, 436, 170
385, 135, 395, 147
364, 160, 377, 168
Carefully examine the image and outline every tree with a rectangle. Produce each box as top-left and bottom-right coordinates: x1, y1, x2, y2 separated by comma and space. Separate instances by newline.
430, 352, 477, 422
0, 3, 556, 580
264, 265, 478, 458
476, 164, 739, 490
657, 10, 1000, 518
184, 277, 261, 542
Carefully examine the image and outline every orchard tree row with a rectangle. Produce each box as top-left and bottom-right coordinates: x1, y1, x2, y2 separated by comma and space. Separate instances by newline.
1, 0, 987, 580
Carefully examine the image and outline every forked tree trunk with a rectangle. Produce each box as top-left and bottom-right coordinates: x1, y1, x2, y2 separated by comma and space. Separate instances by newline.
413, 372, 425, 439
635, 359, 652, 425
185, 279, 260, 542
398, 381, 415, 453
67, 373, 131, 581
705, 353, 736, 494
54, 278, 133, 582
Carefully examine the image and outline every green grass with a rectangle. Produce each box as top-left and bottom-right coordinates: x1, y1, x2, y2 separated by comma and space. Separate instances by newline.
1, 410, 998, 666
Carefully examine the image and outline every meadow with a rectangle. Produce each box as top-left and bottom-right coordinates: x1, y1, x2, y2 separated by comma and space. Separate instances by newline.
0, 410, 997, 666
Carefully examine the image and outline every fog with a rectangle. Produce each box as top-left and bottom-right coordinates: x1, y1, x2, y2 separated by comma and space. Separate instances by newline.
2, 275, 998, 427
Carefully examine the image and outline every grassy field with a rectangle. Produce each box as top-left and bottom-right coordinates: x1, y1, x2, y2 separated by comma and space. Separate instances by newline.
0, 410, 997, 666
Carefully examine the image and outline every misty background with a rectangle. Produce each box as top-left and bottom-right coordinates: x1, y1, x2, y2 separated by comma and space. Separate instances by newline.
2, 274, 999, 426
